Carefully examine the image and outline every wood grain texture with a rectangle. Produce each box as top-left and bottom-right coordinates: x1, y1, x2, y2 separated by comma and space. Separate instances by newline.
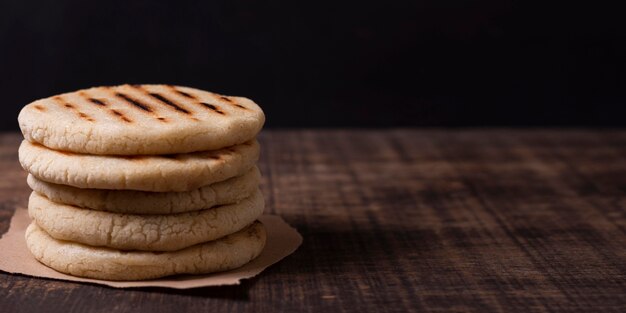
1, 129, 626, 313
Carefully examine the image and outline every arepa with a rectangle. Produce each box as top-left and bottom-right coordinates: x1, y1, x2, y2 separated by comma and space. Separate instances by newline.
27, 166, 260, 214
19, 139, 259, 192
25, 221, 266, 281
18, 84, 265, 155
28, 190, 264, 251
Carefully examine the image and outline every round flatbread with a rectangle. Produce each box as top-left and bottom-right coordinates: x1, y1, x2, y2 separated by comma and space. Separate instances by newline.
27, 167, 260, 214
19, 139, 259, 192
18, 84, 265, 155
28, 190, 264, 251
25, 220, 266, 281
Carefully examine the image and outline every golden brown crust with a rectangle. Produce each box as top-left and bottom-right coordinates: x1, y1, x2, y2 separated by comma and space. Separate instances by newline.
18, 84, 265, 155
19, 139, 260, 192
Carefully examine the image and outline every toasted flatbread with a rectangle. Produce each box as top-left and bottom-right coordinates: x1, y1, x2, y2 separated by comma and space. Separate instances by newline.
27, 167, 260, 214
28, 190, 264, 251
19, 140, 259, 192
26, 221, 266, 281
18, 84, 264, 155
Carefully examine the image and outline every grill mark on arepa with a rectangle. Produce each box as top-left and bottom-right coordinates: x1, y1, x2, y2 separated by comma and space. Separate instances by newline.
199, 102, 225, 115
78, 112, 95, 122
115, 92, 153, 112
219, 95, 247, 110
147, 92, 193, 114
110, 109, 133, 123
168, 86, 198, 100
53, 96, 95, 122
88, 98, 107, 106
170, 86, 248, 111
78, 92, 107, 107
34, 105, 46, 112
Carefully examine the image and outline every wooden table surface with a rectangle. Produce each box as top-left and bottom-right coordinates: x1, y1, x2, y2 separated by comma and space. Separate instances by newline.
1, 129, 626, 312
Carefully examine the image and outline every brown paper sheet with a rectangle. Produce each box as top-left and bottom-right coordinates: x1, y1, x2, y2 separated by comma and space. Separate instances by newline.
0, 208, 302, 289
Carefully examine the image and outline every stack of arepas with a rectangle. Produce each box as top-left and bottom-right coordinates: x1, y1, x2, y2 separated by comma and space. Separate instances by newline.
17, 84, 266, 280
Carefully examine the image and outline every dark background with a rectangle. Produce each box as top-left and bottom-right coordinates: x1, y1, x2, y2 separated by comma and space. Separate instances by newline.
1, 0, 625, 130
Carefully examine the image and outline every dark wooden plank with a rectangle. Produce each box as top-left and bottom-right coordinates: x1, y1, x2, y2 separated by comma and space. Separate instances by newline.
1, 130, 626, 313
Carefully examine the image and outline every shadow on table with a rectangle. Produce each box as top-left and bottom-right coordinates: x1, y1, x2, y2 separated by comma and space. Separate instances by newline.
269, 215, 427, 275
119, 215, 424, 299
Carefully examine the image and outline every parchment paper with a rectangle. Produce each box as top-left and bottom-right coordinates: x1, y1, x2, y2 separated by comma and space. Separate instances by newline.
0, 208, 302, 289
